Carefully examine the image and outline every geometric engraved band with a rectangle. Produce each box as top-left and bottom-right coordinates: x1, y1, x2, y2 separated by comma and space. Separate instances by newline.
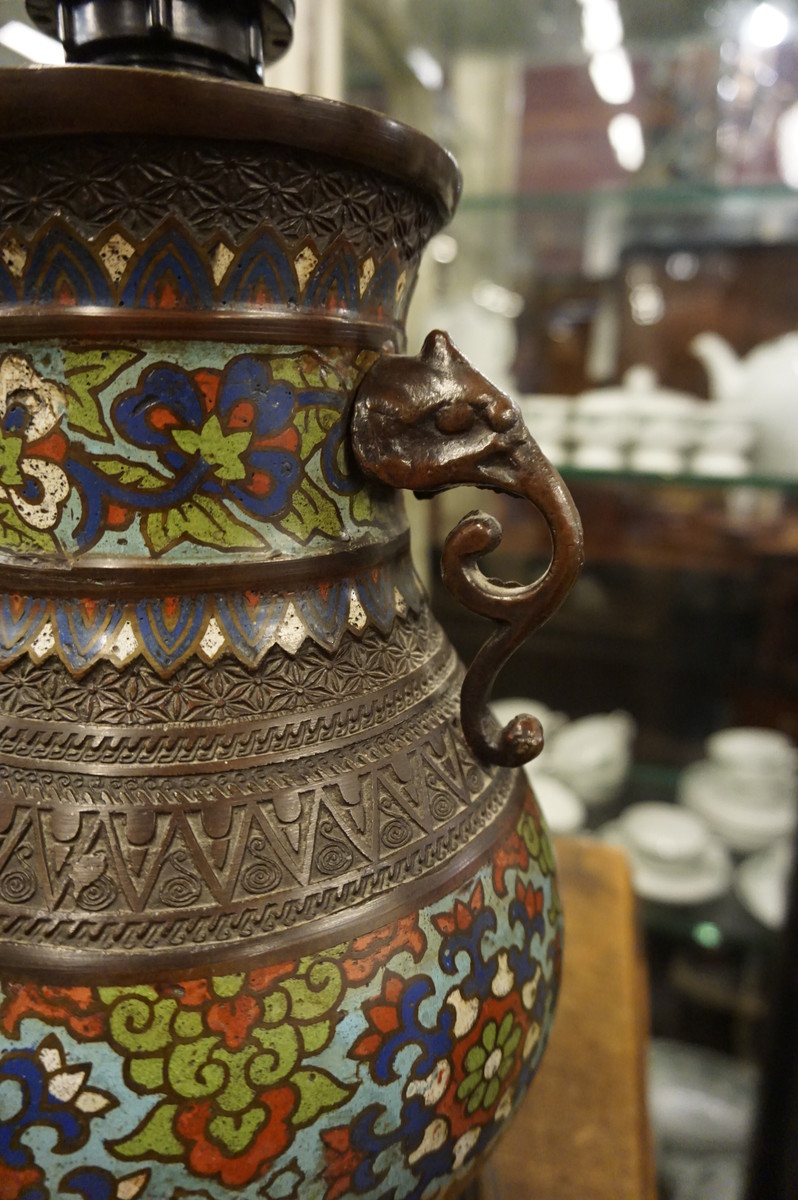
0, 610, 450, 770
0, 609, 517, 975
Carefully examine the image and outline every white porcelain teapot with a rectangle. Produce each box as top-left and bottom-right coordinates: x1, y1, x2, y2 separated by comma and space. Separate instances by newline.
691, 331, 798, 478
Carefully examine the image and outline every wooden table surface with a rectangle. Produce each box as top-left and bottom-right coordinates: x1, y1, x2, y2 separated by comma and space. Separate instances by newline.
487, 837, 657, 1200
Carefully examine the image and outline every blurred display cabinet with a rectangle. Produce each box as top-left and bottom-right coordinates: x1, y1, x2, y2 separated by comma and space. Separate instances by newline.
338, 3, 798, 1077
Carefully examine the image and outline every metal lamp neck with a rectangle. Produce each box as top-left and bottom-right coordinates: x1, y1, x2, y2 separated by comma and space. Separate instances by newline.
26, 0, 295, 81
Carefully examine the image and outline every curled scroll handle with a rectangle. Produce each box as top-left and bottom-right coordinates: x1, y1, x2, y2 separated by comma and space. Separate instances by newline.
351, 330, 584, 768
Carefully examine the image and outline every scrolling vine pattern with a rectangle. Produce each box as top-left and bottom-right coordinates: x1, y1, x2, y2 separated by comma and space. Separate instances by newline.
0, 344, 389, 561
0, 789, 561, 1200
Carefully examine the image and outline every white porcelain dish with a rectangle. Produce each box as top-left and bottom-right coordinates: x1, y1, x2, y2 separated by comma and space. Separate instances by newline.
545, 710, 635, 805
679, 761, 798, 853
527, 771, 586, 836
599, 810, 732, 904
706, 726, 798, 777
621, 801, 710, 869
735, 839, 794, 929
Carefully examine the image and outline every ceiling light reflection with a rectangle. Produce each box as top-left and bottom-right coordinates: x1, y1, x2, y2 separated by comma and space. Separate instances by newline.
589, 47, 635, 105
608, 112, 645, 170
743, 2, 790, 48
581, 0, 624, 54
405, 46, 444, 91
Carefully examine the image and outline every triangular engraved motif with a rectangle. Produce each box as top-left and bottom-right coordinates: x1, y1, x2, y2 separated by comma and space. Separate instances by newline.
231, 812, 289, 903
373, 754, 430, 842
0, 808, 32, 867
147, 823, 217, 912
421, 727, 477, 804
108, 811, 179, 911
128, 847, 148, 876
319, 772, 376, 862
256, 788, 318, 887
68, 820, 130, 914
183, 803, 252, 904
53, 845, 71, 873
309, 802, 371, 884
0, 811, 36, 902
39, 810, 104, 907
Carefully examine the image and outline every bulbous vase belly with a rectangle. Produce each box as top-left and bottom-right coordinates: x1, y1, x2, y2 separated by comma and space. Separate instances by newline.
0, 596, 562, 1199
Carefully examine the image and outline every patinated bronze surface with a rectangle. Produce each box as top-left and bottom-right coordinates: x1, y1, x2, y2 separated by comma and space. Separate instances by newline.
0, 63, 582, 1200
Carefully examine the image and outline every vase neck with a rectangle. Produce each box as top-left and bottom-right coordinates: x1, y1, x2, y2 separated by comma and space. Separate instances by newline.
26, 0, 295, 80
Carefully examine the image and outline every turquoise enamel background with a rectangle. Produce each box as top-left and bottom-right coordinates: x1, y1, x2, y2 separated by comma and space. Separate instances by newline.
0, 340, 402, 565
0, 791, 561, 1200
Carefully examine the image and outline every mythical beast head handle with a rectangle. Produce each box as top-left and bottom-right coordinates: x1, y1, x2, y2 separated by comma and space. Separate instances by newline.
352, 330, 584, 768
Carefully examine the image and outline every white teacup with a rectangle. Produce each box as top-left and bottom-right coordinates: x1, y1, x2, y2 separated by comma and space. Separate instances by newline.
545, 710, 636, 805
706, 727, 797, 778
621, 802, 710, 875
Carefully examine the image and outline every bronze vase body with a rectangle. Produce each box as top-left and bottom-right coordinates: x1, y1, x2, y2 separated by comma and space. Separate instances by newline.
0, 68, 582, 1199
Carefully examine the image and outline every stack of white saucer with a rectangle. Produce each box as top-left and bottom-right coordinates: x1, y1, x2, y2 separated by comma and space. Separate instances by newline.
677, 727, 797, 926
599, 802, 733, 905
678, 728, 797, 854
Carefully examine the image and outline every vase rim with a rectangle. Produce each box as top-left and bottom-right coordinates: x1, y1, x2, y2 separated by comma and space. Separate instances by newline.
0, 65, 462, 222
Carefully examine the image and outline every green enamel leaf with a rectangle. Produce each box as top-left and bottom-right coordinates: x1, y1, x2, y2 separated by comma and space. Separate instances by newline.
519, 813, 542, 858
282, 961, 343, 1020
294, 407, 340, 460
503, 1025, 522, 1062
261, 991, 289, 1025
484, 1077, 501, 1110
0, 498, 57, 553
63, 348, 141, 440
279, 477, 343, 543
213, 1046, 259, 1114
271, 352, 346, 393
108, 996, 177, 1054
94, 457, 168, 490
213, 974, 246, 998
112, 1102, 184, 1160
250, 1026, 299, 1088
173, 1010, 204, 1039
483, 1021, 498, 1052
128, 1056, 166, 1092
291, 1069, 352, 1128
497, 1012, 514, 1047
0, 433, 24, 486
145, 496, 263, 555
350, 489, 374, 525
465, 1044, 486, 1074
466, 1081, 487, 1115
299, 1018, 333, 1056
456, 1070, 483, 1101
167, 1037, 225, 1099
209, 1109, 266, 1155
172, 415, 252, 482
99, 985, 159, 1005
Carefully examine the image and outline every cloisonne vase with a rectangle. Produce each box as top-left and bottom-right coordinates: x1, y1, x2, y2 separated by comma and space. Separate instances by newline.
0, 4, 583, 1198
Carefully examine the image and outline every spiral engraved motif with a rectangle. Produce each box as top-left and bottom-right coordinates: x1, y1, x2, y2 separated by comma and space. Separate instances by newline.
381, 818, 412, 848
242, 860, 282, 895
158, 851, 203, 908
77, 874, 117, 912
430, 792, 457, 822
242, 837, 282, 895
0, 846, 36, 904
315, 842, 354, 876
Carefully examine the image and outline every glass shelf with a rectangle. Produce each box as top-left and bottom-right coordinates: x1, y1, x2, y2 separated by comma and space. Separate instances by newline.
459, 183, 798, 216
558, 466, 798, 496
